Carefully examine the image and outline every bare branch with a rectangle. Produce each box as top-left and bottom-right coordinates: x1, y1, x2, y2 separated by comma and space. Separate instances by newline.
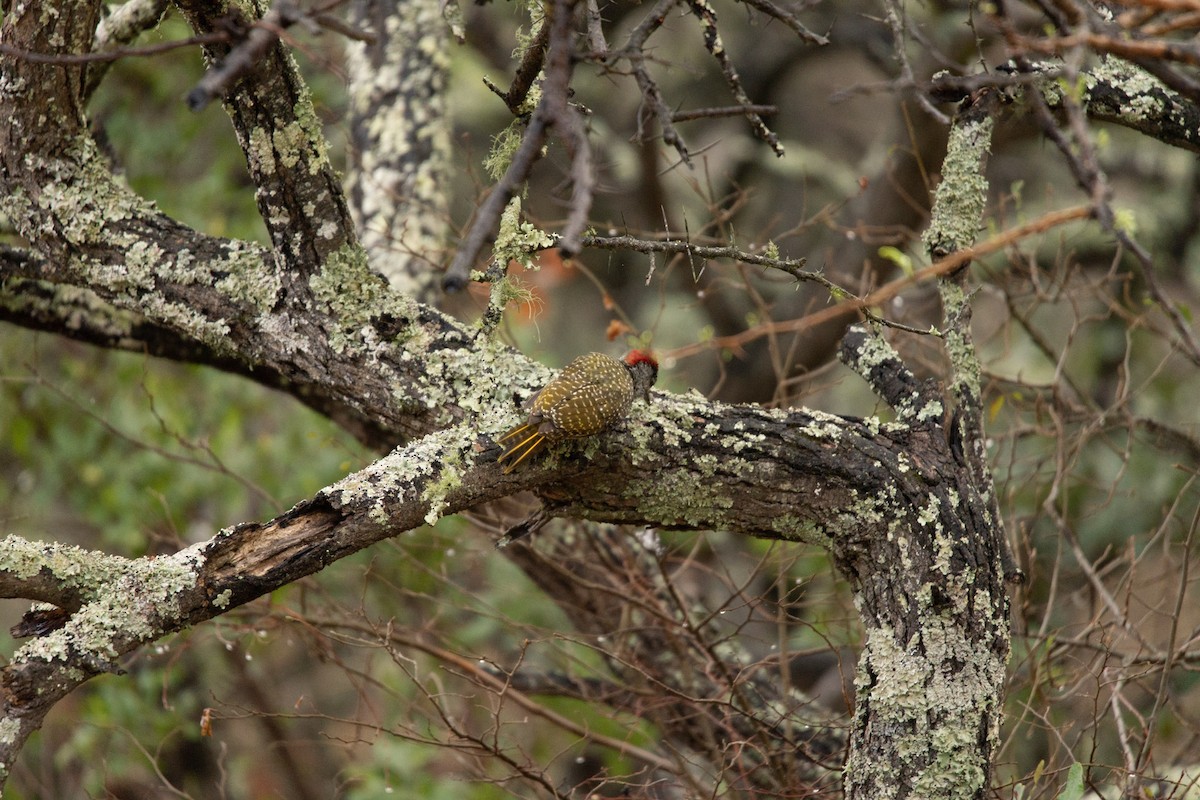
735, 0, 828, 45
683, 0, 784, 157
443, 0, 585, 290
486, 19, 551, 116
186, 0, 306, 110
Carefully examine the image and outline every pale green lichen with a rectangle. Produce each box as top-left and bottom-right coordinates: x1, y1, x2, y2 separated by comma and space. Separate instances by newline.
272, 121, 308, 170
421, 448, 463, 526
642, 399, 704, 450
852, 328, 896, 370
484, 122, 528, 182
894, 519, 915, 575
775, 514, 832, 547
308, 242, 421, 354
0, 283, 139, 338
15, 137, 167, 300
917, 495, 941, 529
837, 487, 893, 535
140, 295, 232, 350
482, 272, 537, 330
6, 540, 203, 673
0, 535, 127, 590
922, 115, 994, 257
27, 137, 156, 252
946, 488, 960, 509
1, 129, 279, 353
213, 240, 278, 314
246, 126, 275, 174
941, 282, 982, 399
492, 197, 554, 271
625, 461, 734, 529
851, 616, 1004, 799
422, 335, 532, 425
122, 240, 165, 287
729, 428, 766, 453
799, 409, 849, 439
327, 426, 473, 528
0, 715, 19, 747
914, 398, 945, 422
329, 450, 417, 526
1085, 57, 1173, 124
237, 44, 328, 178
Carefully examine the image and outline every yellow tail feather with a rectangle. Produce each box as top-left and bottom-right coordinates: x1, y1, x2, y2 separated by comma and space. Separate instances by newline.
497, 425, 547, 473
496, 423, 531, 445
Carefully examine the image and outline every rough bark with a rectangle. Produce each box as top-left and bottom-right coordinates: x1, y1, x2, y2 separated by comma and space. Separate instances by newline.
345, 0, 452, 303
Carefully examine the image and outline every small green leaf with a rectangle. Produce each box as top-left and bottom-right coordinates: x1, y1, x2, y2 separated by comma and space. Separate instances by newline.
878, 245, 914, 276
1057, 762, 1085, 800
1113, 207, 1138, 237
988, 394, 1005, 422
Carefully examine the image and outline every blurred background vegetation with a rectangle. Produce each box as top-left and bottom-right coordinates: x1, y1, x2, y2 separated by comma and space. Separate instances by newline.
3, 0, 1200, 797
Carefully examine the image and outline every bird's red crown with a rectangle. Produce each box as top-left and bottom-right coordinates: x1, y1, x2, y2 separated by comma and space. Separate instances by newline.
623, 349, 658, 368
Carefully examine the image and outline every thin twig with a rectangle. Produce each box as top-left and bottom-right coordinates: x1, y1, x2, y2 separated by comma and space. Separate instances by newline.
670, 104, 777, 121
576, 232, 815, 282
487, 20, 551, 115
0, 33, 228, 65
683, 0, 784, 157
1005, 22, 1200, 367
443, 0, 583, 290
443, 114, 550, 292
735, 0, 828, 44
543, 4, 593, 256
611, 0, 691, 163
666, 205, 1093, 359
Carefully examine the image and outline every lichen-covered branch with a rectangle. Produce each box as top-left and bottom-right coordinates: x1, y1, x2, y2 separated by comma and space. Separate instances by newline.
1053, 57, 1200, 153
1007, 45, 1200, 369
174, 0, 360, 288
0, 387, 930, 785
840, 325, 943, 424
833, 343, 1011, 798
0, 273, 254, 377
442, 0, 584, 291
0, 1, 1026, 795
85, 0, 170, 98
683, 0, 784, 157
345, 0, 452, 303
0, 422, 483, 781
0, 0, 464, 448
832, 89, 1012, 800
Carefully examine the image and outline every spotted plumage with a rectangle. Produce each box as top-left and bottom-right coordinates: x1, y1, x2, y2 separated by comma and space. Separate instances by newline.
496, 350, 659, 473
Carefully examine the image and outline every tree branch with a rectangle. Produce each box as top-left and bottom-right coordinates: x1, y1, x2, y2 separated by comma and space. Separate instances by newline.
175, 0, 360, 290
442, 0, 585, 291
345, 0, 452, 302
0, 392, 905, 783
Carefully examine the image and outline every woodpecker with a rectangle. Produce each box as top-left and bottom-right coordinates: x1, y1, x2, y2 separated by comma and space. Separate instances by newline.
496, 350, 659, 473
